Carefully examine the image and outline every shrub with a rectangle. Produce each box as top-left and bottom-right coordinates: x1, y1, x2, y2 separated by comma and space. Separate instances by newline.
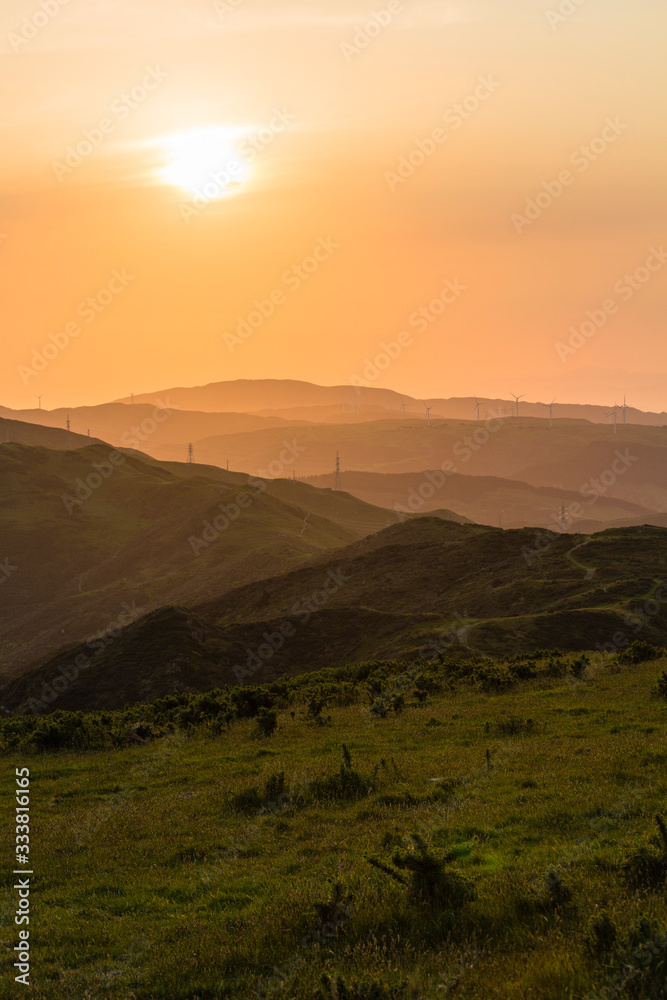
601, 917, 667, 999
508, 660, 537, 680
622, 815, 667, 890
230, 770, 293, 815
474, 664, 513, 693
310, 745, 374, 802
655, 671, 667, 700
569, 654, 590, 679
312, 880, 353, 927
494, 717, 540, 736
516, 867, 575, 918
545, 657, 567, 677
367, 833, 474, 910
619, 641, 664, 666
230, 785, 263, 813
255, 707, 277, 737
306, 691, 332, 725
586, 912, 617, 958
317, 974, 407, 1000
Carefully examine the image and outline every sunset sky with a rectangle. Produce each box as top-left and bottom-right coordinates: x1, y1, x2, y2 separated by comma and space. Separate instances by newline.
1, 0, 666, 410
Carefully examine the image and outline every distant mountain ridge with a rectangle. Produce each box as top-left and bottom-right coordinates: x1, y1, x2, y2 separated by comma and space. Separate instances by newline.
3, 376, 666, 429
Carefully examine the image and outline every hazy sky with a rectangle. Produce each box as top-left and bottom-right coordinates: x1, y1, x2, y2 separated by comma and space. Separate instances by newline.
1, 0, 666, 408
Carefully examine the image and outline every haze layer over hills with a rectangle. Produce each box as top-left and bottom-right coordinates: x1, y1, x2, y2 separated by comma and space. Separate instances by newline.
1, 377, 666, 712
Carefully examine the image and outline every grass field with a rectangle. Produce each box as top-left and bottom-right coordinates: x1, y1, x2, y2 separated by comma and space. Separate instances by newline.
2, 652, 667, 999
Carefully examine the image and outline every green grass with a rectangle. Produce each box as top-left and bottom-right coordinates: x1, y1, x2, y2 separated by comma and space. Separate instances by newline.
1, 654, 667, 998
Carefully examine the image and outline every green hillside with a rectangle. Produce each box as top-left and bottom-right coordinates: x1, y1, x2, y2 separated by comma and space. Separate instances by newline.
4, 517, 667, 714
1, 651, 666, 998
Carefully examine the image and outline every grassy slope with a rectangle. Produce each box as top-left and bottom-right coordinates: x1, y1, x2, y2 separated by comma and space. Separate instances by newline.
0, 418, 100, 450
4, 518, 667, 714
0, 444, 405, 676
1, 656, 665, 998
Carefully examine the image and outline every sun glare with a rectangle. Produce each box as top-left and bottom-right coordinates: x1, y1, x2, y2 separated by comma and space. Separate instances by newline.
157, 126, 252, 199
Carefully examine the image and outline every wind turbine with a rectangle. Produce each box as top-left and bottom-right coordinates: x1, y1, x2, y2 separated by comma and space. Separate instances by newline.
473, 396, 481, 422
35, 395, 44, 410
546, 397, 556, 428
400, 398, 407, 419
424, 403, 432, 428
607, 405, 618, 434
511, 393, 526, 417
622, 394, 628, 425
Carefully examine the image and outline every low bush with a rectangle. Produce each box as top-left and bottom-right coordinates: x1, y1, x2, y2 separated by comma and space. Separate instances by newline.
367, 833, 475, 910
619, 641, 664, 666
317, 974, 407, 1000
622, 815, 667, 890
310, 745, 375, 802
598, 917, 667, 999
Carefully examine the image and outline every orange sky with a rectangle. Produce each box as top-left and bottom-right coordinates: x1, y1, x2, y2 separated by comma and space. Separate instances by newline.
1, 0, 666, 410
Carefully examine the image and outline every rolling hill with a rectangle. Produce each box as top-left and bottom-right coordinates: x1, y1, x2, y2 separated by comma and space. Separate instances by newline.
114, 378, 667, 426
3, 516, 666, 714
303, 468, 655, 531
0, 441, 425, 676
146, 417, 667, 514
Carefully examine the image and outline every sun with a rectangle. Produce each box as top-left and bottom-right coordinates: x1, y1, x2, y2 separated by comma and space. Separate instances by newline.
157, 126, 252, 200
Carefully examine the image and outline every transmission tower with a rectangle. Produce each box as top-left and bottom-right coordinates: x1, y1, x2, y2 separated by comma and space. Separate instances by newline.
187, 443, 194, 464
334, 451, 342, 491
